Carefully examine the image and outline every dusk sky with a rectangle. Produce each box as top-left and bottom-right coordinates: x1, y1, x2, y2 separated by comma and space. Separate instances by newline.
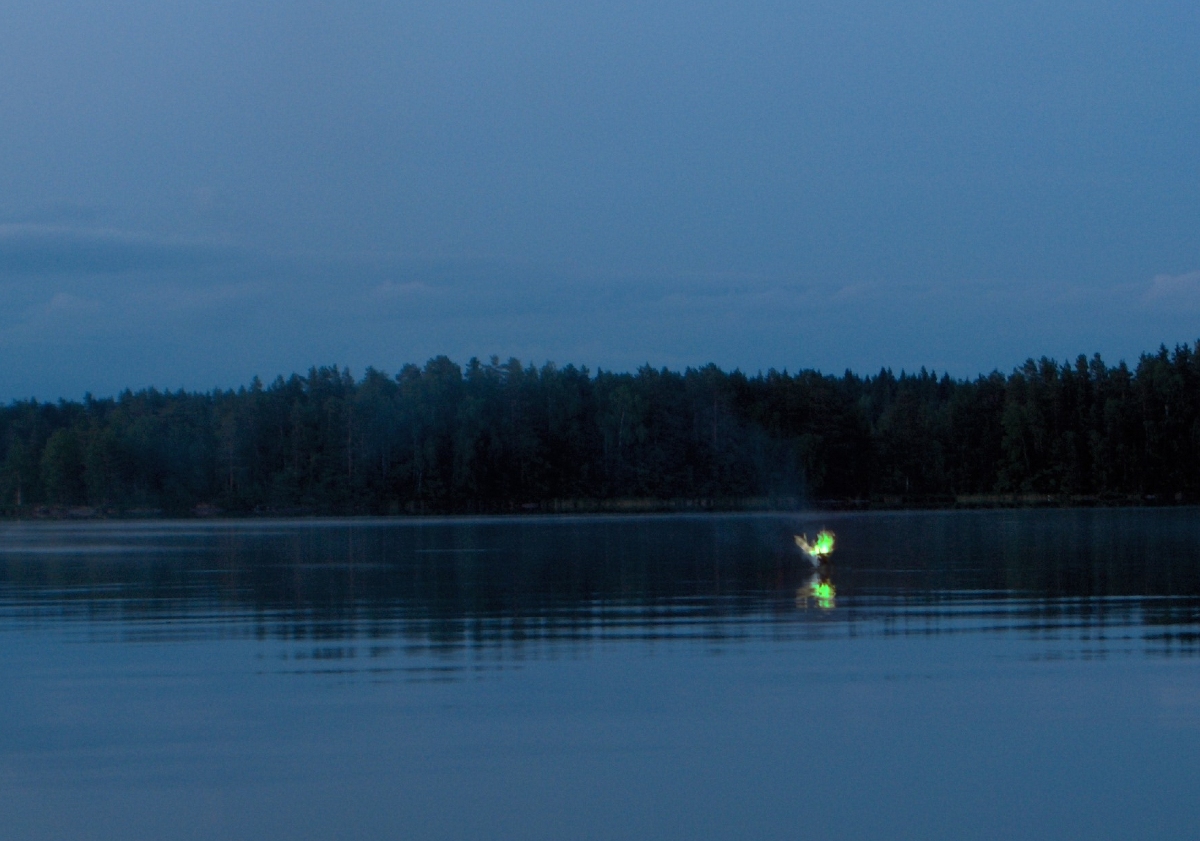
3, 0, 1198, 399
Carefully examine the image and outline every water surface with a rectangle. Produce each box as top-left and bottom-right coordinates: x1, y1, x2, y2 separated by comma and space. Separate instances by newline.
2, 510, 1198, 840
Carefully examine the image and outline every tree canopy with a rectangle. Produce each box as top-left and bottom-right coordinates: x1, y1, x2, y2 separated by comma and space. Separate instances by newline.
4, 345, 1200, 516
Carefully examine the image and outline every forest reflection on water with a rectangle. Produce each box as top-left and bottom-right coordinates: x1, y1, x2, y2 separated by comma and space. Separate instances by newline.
1, 508, 1199, 668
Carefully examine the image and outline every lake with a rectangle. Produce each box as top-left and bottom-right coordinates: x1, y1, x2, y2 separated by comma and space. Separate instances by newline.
1, 509, 1198, 840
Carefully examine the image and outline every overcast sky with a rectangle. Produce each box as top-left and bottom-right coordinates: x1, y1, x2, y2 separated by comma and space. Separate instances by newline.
2, 0, 1198, 399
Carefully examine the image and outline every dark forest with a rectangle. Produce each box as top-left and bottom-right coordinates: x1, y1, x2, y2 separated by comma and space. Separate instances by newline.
5, 343, 1200, 516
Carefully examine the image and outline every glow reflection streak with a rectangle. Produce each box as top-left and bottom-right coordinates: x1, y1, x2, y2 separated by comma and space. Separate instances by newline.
797, 573, 836, 610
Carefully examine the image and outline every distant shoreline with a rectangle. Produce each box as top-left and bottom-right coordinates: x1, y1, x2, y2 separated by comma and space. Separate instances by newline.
3, 493, 1192, 521
6, 346, 1200, 518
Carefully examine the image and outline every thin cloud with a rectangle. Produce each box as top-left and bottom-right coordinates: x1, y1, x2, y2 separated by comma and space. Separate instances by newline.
0, 224, 236, 275
373, 280, 435, 299
45, 291, 99, 313
1145, 271, 1200, 310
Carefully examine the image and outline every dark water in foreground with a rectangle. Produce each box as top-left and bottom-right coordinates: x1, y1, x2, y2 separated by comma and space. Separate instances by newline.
2, 509, 1199, 840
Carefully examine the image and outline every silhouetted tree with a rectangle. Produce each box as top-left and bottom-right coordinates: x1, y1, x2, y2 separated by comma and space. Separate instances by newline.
4, 341, 1200, 516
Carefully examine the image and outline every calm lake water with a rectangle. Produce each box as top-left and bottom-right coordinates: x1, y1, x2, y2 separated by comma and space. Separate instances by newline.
1, 509, 1198, 840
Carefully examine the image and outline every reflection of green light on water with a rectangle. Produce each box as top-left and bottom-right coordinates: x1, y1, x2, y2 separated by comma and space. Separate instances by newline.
809, 579, 836, 609
813, 530, 835, 556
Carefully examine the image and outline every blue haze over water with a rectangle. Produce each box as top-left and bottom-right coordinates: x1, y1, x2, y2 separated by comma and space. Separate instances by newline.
1, 509, 1199, 839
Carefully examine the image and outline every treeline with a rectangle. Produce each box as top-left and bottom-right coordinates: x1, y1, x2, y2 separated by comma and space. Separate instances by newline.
3, 344, 1200, 516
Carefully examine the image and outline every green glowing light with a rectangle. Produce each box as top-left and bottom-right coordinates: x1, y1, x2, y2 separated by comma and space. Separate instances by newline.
812, 530, 835, 556
795, 530, 836, 561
